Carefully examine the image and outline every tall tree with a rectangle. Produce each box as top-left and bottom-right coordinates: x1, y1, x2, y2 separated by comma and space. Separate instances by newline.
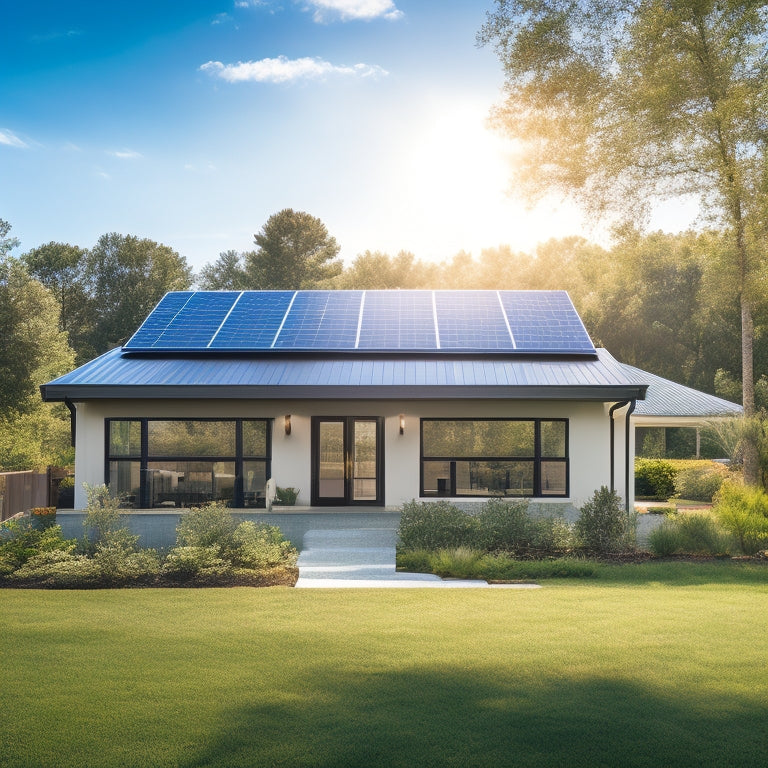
21, 241, 91, 361
84, 233, 193, 353
479, 0, 768, 484
246, 209, 342, 289
198, 249, 251, 290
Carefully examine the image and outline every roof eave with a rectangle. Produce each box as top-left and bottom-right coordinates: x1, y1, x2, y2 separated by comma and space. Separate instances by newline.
41, 383, 648, 402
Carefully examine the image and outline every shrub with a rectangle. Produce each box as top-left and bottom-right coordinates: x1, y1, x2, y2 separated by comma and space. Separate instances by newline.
575, 486, 635, 553
673, 463, 729, 502
528, 514, 575, 552
713, 482, 768, 555
176, 502, 237, 550
475, 499, 532, 551
82, 484, 124, 549
93, 538, 161, 583
635, 459, 678, 500
0, 520, 74, 576
162, 546, 233, 578
398, 501, 478, 550
649, 513, 730, 556
229, 521, 298, 569
9, 549, 103, 588
274, 487, 299, 506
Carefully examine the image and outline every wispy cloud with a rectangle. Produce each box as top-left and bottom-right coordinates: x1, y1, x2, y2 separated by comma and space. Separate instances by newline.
108, 149, 143, 159
305, 1, 403, 22
0, 129, 29, 148
200, 56, 388, 83
31, 28, 84, 42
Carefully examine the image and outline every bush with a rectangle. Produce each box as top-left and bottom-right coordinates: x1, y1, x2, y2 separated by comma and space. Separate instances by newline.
673, 463, 729, 502
398, 501, 478, 550
176, 502, 237, 550
713, 482, 768, 555
649, 513, 730, 556
162, 546, 233, 579
475, 499, 532, 551
229, 521, 298, 569
575, 486, 635, 553
274, 487, 299, 506
9, 549, 103, 588
82, 484, 124, 550
635, 459, 678, 500
0, 520, 74, 576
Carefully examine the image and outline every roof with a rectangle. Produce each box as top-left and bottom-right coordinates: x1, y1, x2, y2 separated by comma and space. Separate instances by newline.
122, 289, 597, 356
621, 363, 742, 421
41, 347, 648, 402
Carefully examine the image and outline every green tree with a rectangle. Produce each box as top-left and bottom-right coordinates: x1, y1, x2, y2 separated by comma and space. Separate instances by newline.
198, 249, 251, 290
245, 209, 342, 289
480, 0, 768, 484
21, 242, 92, 362
0, 218, 19, 258
84, 233, 193, 353
335, 250, 436, 289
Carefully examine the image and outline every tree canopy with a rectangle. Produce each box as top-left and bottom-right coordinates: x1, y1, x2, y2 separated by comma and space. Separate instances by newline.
479, 0, 768, 482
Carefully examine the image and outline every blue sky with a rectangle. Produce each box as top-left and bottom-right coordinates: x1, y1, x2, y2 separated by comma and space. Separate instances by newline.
1, 1, 694, 276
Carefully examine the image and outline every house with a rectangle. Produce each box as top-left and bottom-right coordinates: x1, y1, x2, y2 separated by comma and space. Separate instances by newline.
42, 290, 656, 523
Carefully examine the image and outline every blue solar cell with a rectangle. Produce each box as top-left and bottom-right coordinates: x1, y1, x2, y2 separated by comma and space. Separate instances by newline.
358, 291, 437, 350
124, 292, 195, 349
152, 292, 240, 349
274, 291, 362, 349
500, 291, 595, 352
209, 291, 294, 349
435, 291, 515, 350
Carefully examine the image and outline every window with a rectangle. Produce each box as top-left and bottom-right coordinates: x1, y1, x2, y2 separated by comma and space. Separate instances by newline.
106, 419, 270, 508
420, 418, 568, 498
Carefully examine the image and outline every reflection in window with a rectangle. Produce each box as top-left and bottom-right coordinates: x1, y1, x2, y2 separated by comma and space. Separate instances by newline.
106, 419, 270, 508
421, 419, 567, 498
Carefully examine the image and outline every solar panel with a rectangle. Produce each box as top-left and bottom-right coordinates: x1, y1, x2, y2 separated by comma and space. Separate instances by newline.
209, 291, 294, 349
123, 289, 596, 356
274, 290, 362, 349
500, 291, 595, 353
358, 291, 436, 350
435, 291, 515, 351
124, 291, 195, 349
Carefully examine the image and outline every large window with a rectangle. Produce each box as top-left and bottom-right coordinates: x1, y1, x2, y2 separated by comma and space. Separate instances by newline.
106, 419, 270, 508
421, 418, 568, 498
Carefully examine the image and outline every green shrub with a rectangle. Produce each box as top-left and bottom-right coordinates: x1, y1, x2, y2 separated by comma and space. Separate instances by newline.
635, 459, 678, 500
229, 521, 298, 569
528, 514, 574, 552
176, 502, 237, 550
575, 486, 635, 553
82, 484, 124, 550
93, 539, 161, 583
713, 482, 768, 555
648, 521, 684, 557
0, 520, 74, 575
429, 547, 485, 578
650, 512, 731, 556
398, 501, 478, 550
673, 463, 729, 502
162, 546, 233, 578
9, 549, 103, 588
274, 487, 299, 506
475, 499, 532, 551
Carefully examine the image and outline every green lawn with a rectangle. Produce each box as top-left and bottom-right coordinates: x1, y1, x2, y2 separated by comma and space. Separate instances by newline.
2, 562, 766, 768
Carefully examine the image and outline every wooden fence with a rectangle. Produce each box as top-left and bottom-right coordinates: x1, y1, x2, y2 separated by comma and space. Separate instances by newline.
0, 468, 71, 521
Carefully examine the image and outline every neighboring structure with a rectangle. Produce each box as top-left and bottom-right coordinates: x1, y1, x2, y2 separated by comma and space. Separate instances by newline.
42, 290, 656, 512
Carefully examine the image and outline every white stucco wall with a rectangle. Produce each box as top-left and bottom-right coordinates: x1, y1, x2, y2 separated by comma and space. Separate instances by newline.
72, 398, 635, 510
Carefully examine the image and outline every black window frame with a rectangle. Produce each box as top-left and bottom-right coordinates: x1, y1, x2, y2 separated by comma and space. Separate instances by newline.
420, 417, 569, 498
105, 417, 272, 508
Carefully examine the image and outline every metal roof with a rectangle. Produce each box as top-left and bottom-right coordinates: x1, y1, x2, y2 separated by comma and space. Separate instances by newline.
41, 347, 647, 402
621, 363, 742, 419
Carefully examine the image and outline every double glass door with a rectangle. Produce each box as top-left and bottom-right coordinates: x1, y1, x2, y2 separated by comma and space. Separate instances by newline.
312, 417, 383, 505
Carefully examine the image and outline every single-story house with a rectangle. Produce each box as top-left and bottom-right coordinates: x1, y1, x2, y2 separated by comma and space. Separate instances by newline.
40, 290, 739, 522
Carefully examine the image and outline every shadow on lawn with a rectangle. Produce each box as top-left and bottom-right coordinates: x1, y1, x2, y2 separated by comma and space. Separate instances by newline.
179, 668, 766, 768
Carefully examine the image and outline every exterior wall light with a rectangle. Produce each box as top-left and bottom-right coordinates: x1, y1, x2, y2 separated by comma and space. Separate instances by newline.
284, 414, 291, 436
399, 414, 405, 435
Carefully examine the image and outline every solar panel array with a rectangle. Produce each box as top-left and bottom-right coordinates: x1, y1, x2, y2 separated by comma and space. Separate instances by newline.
123, 290, 596, 355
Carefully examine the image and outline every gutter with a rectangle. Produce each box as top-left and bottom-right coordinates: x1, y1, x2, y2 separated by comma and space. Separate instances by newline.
608, 399, 636, 513
64, 398, 76, 447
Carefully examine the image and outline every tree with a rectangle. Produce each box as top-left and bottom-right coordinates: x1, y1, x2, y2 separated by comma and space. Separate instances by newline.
334, 250, 437, 289
479, 0, 768, 484
84, 233, 194, 353
21, 242, 92, 362
198, 249, 251, 290
0, 218, 19, 258
245, 209, 342, 289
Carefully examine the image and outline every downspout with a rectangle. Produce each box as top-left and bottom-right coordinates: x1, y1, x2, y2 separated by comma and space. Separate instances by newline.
64, 398, 76, 448
624, 400, 637, 514
608, 401, 629, 494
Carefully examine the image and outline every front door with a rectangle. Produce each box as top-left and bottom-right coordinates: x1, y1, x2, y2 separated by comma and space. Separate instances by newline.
311, 417, 383, 505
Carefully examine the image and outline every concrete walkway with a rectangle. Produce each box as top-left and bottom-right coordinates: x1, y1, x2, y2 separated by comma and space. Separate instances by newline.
295, 528, 540, 589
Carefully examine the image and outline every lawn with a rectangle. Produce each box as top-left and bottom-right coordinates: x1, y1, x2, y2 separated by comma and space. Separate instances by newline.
2, 562, 766, 768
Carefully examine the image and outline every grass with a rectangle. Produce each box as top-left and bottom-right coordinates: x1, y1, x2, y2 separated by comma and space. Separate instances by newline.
2, 562, 767, 768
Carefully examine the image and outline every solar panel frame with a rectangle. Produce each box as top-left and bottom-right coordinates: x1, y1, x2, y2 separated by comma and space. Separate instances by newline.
434, 291, 516, 351
208, 291, 295, 350
357, 290, 437, 350
273, 290, 363, 350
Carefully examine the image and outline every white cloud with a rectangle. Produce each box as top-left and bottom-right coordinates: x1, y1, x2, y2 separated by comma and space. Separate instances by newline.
108, 149, 143, 159
200, 56, 388, 83
305, 1, 403, 22
0, 129, 28, 148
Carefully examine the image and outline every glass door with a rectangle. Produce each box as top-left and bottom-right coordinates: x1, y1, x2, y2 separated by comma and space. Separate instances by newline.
312, 417, 383, 505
